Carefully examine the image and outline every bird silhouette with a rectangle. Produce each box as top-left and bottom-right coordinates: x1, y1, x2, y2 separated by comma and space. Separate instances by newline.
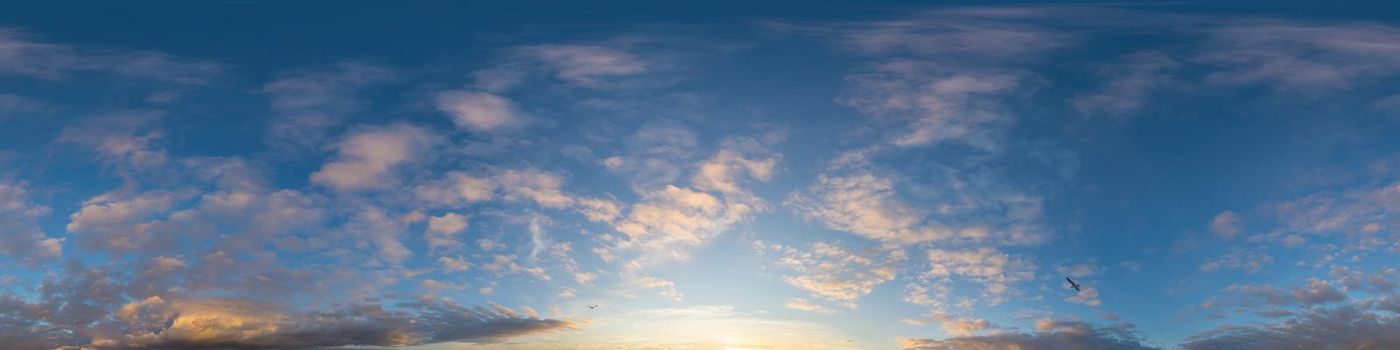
1066, 277, 1081, 292
587, 304, 598, 309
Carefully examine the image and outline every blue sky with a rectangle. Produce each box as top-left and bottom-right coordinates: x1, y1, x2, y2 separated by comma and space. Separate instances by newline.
3, 1, 1400, 349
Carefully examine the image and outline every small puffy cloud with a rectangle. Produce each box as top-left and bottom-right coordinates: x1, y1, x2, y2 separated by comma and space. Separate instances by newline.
941, 317, 993, 336
438, 255, 472, 272
1210, 211, 1243, 239
435, 90, 520, 132
426, 213, 468, 252
310, 124, 435, 191
416, 172, 499, 206
691, 142, 779, 195
635, 276, 684, 301
1068, 286, 1103, 307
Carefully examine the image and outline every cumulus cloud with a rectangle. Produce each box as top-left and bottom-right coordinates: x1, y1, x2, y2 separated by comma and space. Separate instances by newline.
426, 213, 468, 252
65, 190, 184, 253
435, 90, 521, 132
900, 320, 1154, 350
634, 276, 684, 301
309, 124, 435, 191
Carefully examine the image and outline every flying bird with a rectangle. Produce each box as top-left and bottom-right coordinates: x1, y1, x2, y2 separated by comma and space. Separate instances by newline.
1066, 277, 1081, 292
587, 304, 598, 309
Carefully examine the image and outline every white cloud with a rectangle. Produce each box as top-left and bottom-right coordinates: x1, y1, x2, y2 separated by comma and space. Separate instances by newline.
435, 90, 519, 132
426, 213, 468, 253
310, 124, 435, 191
634, 275, 683, 301
66, 190, 183, 253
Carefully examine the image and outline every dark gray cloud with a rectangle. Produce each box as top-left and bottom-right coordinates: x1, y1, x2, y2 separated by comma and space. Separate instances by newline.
900, 320, 1158, 350
0, 260, 572, 350
0, 289, 574, 350
1182, 306, 1400, 350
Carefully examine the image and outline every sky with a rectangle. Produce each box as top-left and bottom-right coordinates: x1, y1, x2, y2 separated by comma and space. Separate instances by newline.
3, 1, 1400, 349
